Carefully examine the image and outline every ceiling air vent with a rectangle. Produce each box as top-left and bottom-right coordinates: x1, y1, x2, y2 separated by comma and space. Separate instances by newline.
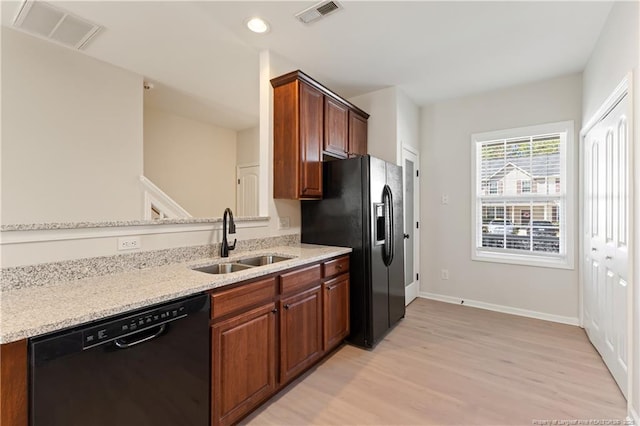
12, 0, 101, 50
295, 0, 343, 24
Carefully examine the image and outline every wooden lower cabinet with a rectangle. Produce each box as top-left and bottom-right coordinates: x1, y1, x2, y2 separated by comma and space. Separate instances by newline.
0, 340, 28, 426
211, 303, 277, 426
210, 255, 350, 426
323, 274, 350, 351
279, 285, 323, 383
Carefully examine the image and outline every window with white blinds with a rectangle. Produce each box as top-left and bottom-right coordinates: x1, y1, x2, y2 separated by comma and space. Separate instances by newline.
471, 121, 575, 269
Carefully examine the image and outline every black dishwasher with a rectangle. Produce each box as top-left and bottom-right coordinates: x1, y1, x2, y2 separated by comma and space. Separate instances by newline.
29, 293, 210, 426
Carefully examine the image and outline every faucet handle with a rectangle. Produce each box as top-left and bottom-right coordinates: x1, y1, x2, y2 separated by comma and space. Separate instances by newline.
229, 239, 237, 251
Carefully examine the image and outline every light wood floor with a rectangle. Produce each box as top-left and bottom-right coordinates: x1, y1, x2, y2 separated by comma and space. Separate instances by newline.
243, 298, 627, 425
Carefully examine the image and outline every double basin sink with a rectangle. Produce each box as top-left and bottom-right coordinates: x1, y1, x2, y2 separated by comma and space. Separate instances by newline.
192, 255, 293, 275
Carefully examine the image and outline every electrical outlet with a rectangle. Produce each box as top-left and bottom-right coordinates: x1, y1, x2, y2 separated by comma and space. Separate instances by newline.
278, 216, 290, 229
118, 236, 141, 251
441, 269, 449, 280
441, 194, 449, 205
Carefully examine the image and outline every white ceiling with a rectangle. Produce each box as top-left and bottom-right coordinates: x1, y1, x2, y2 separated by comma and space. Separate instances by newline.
1, 1, 613, 131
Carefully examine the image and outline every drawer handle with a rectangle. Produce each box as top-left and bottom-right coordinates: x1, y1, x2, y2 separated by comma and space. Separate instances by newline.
336, 264, 343, 270
284, 304, 291, 310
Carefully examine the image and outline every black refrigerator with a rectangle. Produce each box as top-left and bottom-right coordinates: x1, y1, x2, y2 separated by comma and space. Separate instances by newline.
301, 155, 405, 348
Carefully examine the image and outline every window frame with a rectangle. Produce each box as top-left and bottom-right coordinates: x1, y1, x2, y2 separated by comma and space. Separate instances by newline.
470, 121, 575, 269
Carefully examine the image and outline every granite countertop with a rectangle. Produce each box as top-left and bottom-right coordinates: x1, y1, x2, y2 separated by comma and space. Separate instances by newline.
0, 216, 269, 231
0, 244, 351, 344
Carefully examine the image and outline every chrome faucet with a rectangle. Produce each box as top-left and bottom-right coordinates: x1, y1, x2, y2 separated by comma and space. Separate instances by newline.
221, 208, 236, 257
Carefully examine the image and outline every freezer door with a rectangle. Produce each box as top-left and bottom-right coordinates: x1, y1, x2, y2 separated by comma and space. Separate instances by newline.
369, 156, 391, 345
386, 162, 406, 326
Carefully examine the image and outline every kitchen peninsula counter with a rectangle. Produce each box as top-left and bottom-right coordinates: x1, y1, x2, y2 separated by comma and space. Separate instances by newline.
0, 244, 351, 343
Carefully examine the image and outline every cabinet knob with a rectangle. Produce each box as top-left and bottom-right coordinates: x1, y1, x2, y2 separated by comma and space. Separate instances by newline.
327, 285, 336, 291
271, 308, 278, 314
284, 304, 291, 310
336, 264, 343, 270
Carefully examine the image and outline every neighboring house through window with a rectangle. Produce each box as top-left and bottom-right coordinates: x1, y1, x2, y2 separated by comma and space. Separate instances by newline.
471, 121, 574, 269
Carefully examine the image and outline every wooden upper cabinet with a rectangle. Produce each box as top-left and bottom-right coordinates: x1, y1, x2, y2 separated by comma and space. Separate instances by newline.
299, 82, 324, 198
348, 110, 368, 157
324, 97, 349, 157
271, 70, 369, 199
272, 77, 323, 200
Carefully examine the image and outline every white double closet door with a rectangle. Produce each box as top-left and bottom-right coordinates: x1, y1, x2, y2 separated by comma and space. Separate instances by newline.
583, 91, 630, 397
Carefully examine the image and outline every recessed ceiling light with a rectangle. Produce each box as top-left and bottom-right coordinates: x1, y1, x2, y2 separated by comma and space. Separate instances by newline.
246, 17, 269, 34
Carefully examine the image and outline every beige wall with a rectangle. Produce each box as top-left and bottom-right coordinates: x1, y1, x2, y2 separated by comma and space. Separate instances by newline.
420, 73, 583, 321
237, 126, 260, 166
349, 87, 398, 164
1, 28, 143, 224
349, 87, 420, 165
582, 2, 638, 122
397, 89, 420, 155
144, 107, 237, 217
0, 50, 298, 268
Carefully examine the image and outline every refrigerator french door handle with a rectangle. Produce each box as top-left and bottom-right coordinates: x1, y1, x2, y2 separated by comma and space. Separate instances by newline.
383, 185, 394, 266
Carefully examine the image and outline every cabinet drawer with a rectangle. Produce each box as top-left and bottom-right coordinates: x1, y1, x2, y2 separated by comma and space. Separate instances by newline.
323, 256, 349, 278
279, 264, 322, 295
211, 277, 276, 320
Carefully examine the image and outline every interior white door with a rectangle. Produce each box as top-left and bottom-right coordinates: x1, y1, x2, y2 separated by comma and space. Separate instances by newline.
236, 164, 259, 217
402, 148, 420, 305
584, 93, 629, 398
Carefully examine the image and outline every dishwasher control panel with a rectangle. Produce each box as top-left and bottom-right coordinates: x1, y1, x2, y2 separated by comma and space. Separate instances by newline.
80, 295, 205, 349
82, 305, 186, 349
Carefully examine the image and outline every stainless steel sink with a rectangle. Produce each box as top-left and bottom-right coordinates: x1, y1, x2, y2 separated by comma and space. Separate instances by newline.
192, 263, 253, 274
236, 255, 293, 266
192, 254, 294, 275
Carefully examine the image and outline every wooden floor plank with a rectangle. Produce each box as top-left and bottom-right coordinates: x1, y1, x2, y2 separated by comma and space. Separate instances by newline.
243, 298, 626, 425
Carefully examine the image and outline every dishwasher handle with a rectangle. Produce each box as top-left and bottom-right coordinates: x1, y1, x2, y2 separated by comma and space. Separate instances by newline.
114, 324, 166, 349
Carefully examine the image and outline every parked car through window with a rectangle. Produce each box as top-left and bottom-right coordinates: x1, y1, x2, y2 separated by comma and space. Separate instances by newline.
486, 219, 515, 235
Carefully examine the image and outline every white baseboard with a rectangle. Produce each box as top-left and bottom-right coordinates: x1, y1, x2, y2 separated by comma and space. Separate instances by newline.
418, 292, 580, 326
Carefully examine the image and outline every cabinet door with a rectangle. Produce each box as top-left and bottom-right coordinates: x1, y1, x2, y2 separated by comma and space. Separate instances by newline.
323, 274, 350, 351
348, 111, 368, 157
279, 286, 323, 383
273, 81, 300, 199
212, 303, 277, 426
299, 82, 323, 198
324, 97, 349, 158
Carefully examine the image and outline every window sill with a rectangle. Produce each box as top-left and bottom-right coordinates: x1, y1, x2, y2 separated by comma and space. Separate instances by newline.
472, 249, 574, 270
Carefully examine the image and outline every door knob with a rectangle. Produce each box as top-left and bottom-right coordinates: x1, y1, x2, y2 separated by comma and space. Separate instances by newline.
591, 247, 598, 251
606, 256, 613, 260
403, 234, 410, 239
